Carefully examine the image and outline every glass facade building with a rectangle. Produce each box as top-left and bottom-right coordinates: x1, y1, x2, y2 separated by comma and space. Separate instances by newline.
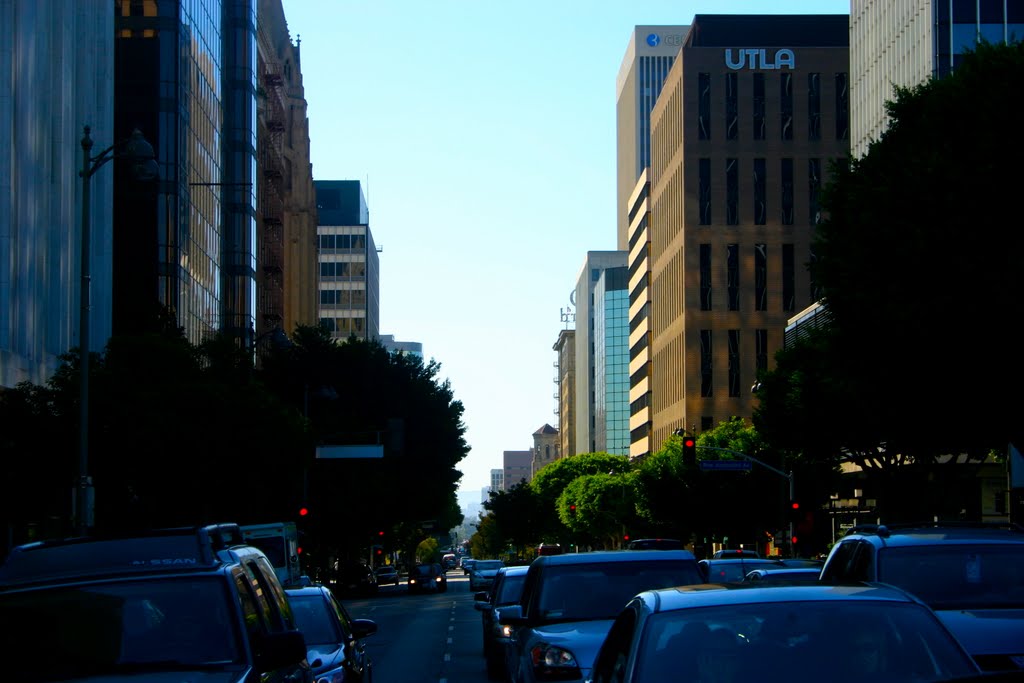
114, 0, 257, 346
594, 267, 630, 456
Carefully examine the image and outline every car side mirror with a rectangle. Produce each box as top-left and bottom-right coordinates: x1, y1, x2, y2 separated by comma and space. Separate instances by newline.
474, 590, 490, 603
497, 604, 524, 626
352, 618, 378, 639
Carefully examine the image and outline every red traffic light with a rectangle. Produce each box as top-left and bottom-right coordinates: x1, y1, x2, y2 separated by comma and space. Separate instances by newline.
569, 504, 577, 514
623, 534, 630, 541
299, 507, 309, 517
375, 548, 382, 555
683, 437, 695, 448
791, 501, 800, 510
791, 536, 798, 544
378, 530, 384, 536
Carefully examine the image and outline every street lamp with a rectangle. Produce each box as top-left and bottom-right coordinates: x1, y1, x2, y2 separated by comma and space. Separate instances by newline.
75, 125, 158, 535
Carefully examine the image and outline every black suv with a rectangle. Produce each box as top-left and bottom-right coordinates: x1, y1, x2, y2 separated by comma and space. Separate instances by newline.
820, 522, 1024, 672
0, 523, 312, 682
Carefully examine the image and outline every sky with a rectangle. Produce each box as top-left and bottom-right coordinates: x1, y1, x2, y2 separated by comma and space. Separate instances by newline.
281, 0, 851, 505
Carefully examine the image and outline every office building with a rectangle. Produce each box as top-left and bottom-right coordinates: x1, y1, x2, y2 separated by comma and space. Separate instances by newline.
379, 334, 423, 357
113, 0, 259, 346
850, 0, 1024, 158
256, 0, 319, 340
489, 470, 503, 496
503, 450, 532, 491
594, 266, 630, 456
314, 180, 380, 341
574, 251, 627, 455
553, 328, 577, 457
627, 170, 654, 458
616, 25, 690, 251
647, 14, 849, 448
1, 1, 115, 387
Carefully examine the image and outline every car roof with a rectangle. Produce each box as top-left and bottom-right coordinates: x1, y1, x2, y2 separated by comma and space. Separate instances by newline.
532, 549, 697, 566
285, 585, 332, 598
843, 523, 1024, 547
700, 558, 784, 565
498, 565, 530, 576
643, 582, 920, 612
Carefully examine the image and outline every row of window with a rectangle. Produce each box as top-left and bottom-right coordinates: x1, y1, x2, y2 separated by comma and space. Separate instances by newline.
699, 242, 815, 313
319, 262, 367, 278
698, 72, 849, 142
698, 157, 832, 227
318, 234, 367, 250
319, 317, 366, 335
700, 328, 769, 398
319, 289, 367, 306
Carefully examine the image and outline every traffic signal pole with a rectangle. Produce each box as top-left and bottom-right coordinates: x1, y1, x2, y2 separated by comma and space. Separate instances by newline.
698, 445, 795, 557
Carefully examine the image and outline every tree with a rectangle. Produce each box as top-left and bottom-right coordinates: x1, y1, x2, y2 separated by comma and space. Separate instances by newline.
481, 481, 546, 555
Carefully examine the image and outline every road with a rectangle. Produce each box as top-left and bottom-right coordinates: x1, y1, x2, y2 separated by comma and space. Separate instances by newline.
342, 569, 494, 683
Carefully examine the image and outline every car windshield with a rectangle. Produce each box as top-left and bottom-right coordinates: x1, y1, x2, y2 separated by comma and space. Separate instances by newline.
475, 561, 504, 571
537, 560, 703, 621
633, 600, 977, 683
288, 593, 341, 646
496, 573, 527, 604
0, 577, 243, 682
413, 565, 435, 576
878, 544, 1024, 609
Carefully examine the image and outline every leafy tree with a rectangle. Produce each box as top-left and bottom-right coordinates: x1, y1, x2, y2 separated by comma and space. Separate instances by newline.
559, 471, 638, 549
481, 481, 546, 554
530, 452, 631, 545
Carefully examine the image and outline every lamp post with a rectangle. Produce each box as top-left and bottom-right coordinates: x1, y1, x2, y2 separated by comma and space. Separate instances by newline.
75, 125, 158, 536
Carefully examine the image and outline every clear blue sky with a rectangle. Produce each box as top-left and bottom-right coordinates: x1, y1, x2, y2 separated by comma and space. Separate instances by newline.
282, 1, 850, 502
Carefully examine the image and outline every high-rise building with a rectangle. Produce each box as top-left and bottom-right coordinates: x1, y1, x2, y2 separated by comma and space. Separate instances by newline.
489, 471, 503, 496
626, 170, 654, 458
647, 14, 849, 448
594, 267, 630, 456
256, 0, 319, 340
1, 0, 115, 387
502, 450, 532, 491
113, 0, 259, 346
314, 180, 380, 341
553, 328, 577, 457
379, 335, 423, 357
850, 0, 1024, 158
615, 25, 690, 251
574, 251, 627, 455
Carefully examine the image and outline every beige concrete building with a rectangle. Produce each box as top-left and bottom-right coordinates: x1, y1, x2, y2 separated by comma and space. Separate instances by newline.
257, 0, 319, 341
531, 424, 560, 478
627, 169, 653, 459
647, 14, 849, 449
553, 328, 577, 458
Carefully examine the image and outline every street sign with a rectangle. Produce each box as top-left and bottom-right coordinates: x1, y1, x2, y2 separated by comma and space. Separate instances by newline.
700, 459, 752, 471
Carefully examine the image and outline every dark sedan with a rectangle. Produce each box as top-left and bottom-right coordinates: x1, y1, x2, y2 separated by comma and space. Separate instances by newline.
475, 565, 530, 679
285, 584, 377, 683
408, 562, 448, 593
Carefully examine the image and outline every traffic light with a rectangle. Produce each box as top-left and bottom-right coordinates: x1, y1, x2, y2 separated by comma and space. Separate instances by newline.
299, 506, 309, 517
788, 501, 800, 521
623, 534, 630, 542
569, 504, 577, 516
682, 434, 697, 467
378, 530, 384, 537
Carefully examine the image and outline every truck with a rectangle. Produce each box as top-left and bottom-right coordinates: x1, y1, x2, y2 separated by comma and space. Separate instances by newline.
240, 522, 302, 587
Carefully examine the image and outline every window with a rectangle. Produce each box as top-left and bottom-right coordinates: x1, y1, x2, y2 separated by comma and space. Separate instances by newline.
809, 158, 821, 224
755, 244, 767, 311
780, 158, 794, 225
728, 330, 741, 397
726, 158, 739, 225
808, 73, 821, 141
699, 159, 712, 225
753, 74, 766, 140
698, 73, 711, 139
783, 244, 795, 311
780, 73, 793, 140
755, 329, 768, 374
835, 73, 849, 140
700, 244, 712, 311
753, 159, 766, 225
727, 244, 739, 311
700, 330, 713, 397
725, 73, 738, 140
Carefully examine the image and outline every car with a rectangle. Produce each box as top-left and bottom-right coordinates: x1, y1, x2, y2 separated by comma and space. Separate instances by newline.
408, 562, 448, 593
698, 557, 786, 582
0, 523, 312, 683
286, 584, 377, 683
587, 582, 982, 683
711, 547, 761, 558
469, 559, 506, 592
743, 567, 823, 584
625, 538, 684, 550
442, 553, 457, 570
498, 549, 704, 683
373, 564, 400, 586
820, 521, 1024, 672
476, 565, 531, 679
462, 557, 478, 575
330, 561, 379, 597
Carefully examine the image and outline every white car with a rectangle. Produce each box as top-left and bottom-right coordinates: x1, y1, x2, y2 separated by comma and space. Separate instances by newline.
469, 559, 506, 592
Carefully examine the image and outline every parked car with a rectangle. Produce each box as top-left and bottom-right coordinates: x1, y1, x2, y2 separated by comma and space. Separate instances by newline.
587, 582, 981, 683
462, 558, 478, 575
498, 549, 704, 683
698, 557, 785, 582
476, 565, 530, 679
469, 559, 506, 592
711, 547, 761, 558
286, 584, 377, 683
0, 523, 311, 683
820, 522, 1024, 672
442, 553, 457, 570
409, 562, 448, 593
374, 564, 400, 586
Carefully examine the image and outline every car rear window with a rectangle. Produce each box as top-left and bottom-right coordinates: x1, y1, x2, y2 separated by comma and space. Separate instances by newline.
878, 544, 1024, 609
475, 561, 504, 571
536, 560, 703, 621
496, 573, 527, 604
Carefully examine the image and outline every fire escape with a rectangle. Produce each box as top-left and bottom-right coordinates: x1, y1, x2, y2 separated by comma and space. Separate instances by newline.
258, 59, 287, 334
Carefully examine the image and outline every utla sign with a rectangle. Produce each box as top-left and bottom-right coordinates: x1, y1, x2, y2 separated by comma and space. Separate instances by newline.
725, 48, 795, 70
